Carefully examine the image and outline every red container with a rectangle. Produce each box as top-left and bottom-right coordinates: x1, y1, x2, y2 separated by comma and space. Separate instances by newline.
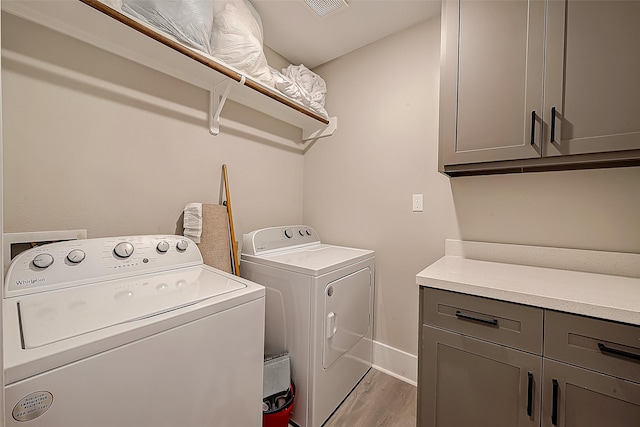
263, 383, 295, 427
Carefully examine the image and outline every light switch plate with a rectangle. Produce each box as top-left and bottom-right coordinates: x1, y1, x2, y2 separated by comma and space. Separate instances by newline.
412, 194, 424, 212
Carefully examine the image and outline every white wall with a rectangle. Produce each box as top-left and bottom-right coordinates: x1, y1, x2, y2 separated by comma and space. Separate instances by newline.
2, 13, 304, 242
450, 168, 640, 254
306, 17, 458, 379
306, 16, 640, 380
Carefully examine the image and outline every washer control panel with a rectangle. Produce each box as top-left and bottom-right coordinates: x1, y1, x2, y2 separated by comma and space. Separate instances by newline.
4, 235, 202, 298
242, 226, 320, 256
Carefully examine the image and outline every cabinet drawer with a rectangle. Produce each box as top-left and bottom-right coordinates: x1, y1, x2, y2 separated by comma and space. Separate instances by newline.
544, 310, 640, 383
421, 287, 543, 355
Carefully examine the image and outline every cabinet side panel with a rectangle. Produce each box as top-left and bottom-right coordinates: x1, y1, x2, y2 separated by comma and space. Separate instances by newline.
438, 0, 461, 170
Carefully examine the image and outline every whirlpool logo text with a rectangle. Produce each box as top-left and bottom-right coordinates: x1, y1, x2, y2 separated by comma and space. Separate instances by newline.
16, 277, 45, 286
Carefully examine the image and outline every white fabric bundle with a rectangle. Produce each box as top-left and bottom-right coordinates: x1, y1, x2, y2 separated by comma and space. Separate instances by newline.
283, 64, 327, 107
122, 0, 215, 55
100, 0, 123, 10
109, 0, 330, 116
210, 0, 273, 87
270, 66, 328, 119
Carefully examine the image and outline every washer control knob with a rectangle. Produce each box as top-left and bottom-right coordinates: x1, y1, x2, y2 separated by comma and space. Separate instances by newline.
156, 241, 170, 253
298, 229, 305, 236
113, 242, 134, 259
306, 229, 312, 236
66, 249, 86, 264
176, 239, 189, 252
284, 229, 293, 239
33, 253, 54, 269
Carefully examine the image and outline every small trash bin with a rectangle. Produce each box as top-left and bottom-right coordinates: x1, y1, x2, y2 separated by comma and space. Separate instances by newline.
263, 382, 295, 427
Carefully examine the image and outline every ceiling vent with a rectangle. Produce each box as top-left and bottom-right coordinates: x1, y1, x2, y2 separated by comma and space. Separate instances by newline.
303, 0, 349, 18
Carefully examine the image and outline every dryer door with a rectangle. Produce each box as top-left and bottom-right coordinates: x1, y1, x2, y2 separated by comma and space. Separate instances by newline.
323, 267, 372, 369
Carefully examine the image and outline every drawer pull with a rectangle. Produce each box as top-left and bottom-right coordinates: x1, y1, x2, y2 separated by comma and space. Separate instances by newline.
454, 310, 498, 326
526, 372, 533, 417
598, 343, 640, 362
550, 106, 557, 142
551, 379, 559, 426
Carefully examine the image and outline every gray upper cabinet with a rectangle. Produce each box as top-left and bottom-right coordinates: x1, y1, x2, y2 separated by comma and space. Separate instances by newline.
439, 0, 545, 166
544, 0, 640, 157
439, 0, 640, 175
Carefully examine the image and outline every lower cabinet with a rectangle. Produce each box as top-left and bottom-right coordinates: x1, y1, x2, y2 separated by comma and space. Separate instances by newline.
418, 287, 640, 427
420, 325, 541, 427
541, 359, 640, 427
541, 310, 640, 426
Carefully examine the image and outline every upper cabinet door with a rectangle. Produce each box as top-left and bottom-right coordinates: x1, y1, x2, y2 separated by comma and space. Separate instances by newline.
544, 0, 640, 156
439, 0, 545, 167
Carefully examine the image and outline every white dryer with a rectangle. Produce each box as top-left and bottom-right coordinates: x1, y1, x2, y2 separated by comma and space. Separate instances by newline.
3, 235, 265, 426
241, 225, 374, 427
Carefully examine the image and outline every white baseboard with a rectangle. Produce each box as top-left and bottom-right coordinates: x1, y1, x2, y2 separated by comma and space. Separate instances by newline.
372, 340, 417, 386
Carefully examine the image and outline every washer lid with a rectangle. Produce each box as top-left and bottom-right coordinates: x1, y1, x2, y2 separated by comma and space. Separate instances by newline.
18, 266, 246, 349
242, 244, 374, 276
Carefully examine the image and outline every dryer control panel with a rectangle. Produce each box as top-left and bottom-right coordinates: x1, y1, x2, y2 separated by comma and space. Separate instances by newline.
242, 226, 320, 256
4, 235, 202, 298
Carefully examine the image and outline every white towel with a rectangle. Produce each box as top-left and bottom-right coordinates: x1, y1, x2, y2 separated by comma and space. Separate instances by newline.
183, 202, 203, 243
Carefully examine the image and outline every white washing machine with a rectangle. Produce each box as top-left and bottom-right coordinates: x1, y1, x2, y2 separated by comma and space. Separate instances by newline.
240, 225, 374, 427
3, 235, 265, 426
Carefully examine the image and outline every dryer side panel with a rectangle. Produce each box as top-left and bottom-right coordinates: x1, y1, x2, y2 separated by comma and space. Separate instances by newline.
240, 260, 313, 427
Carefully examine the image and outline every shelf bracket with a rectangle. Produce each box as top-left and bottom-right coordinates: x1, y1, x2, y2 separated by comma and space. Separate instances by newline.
302, 116, 338, 141
209, 76, 246, 136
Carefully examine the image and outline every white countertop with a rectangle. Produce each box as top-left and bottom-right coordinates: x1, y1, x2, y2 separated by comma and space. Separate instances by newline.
417, 240, 640, 326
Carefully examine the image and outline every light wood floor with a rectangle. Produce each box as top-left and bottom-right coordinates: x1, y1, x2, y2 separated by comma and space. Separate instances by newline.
321, 368, 417, 427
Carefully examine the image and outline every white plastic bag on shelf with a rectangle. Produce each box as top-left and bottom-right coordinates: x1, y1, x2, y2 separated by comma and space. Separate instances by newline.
122, 0, 215, 55
282, 64, 327, 107
210, 0, 273, 87
270, 67, 328, 119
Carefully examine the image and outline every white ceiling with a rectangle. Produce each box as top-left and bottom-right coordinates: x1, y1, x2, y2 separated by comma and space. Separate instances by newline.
251, 0, 441, 69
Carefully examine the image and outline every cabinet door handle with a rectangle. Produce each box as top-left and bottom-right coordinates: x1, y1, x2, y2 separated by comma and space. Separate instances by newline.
550, 107, 557, 142
552, 379, 559, 426
527, 372, 533, 417
454, 310, 498, 326
530, 110, 537, 145
598, 342, 640, 362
